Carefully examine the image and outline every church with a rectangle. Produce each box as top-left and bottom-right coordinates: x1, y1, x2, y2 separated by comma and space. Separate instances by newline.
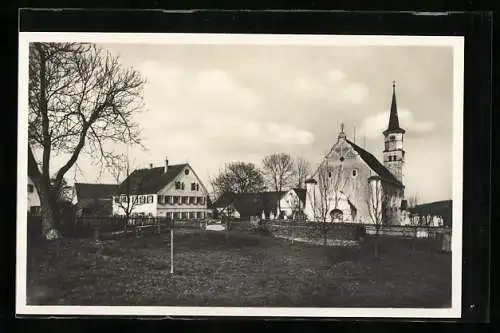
304, 82, 407, 225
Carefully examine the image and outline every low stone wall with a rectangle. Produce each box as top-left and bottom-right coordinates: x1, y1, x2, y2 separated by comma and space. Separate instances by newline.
263, 220, 365, 246
365, 225, 451, 239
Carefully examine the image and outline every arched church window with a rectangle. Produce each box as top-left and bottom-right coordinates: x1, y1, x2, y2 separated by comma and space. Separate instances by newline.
328, 171, 332, 178
390, 135, 395, 141
352, 169, 358, 177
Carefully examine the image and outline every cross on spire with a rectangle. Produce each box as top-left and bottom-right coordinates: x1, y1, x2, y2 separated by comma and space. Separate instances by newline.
383, 80, 405, 135
340, 122, 345, 133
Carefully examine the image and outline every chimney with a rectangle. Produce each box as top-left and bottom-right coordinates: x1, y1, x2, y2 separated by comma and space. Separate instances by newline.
165, 155, 169, 173
149, 163, 153, 169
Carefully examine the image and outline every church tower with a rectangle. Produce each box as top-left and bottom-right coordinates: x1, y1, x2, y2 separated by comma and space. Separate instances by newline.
383, 81, 405, 184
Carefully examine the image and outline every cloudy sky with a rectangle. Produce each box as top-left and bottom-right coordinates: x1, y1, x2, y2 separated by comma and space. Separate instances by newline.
54, 41, 455, 203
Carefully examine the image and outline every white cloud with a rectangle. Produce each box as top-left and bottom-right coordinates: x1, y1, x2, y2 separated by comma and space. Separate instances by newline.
200, 115, 314, 145
359, 109, 435, 138
291, 69, 369, 106
325, 69, 346, 83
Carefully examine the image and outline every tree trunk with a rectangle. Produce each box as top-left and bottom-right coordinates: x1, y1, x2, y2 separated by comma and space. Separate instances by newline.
374, 226, 380, 258
37, 185, 62, 240
323, 223, 327, 246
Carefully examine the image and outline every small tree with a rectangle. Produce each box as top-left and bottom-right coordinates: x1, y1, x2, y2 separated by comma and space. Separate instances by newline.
295, 157, 311, 189
210, 162, 265, 198
366, 176, 387, 258
262, 153, 295, 215
108, 153, 143, 225
307, 162, 347, 245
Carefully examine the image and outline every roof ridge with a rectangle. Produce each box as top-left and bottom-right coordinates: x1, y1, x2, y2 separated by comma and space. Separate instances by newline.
345, 138, 403, 186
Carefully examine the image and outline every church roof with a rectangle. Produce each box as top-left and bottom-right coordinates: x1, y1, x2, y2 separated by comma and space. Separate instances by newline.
383, 82, 406, 136
345, 139, 403, 187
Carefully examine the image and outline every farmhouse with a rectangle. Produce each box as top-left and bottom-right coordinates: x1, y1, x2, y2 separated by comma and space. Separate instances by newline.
304, 82, 406, 225
112, 157, 212, 219
73, 183, 118, 217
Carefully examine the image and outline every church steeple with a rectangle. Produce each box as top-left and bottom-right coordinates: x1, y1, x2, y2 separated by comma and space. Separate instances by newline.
382, 81, 405, 185
383, 81, 405, 136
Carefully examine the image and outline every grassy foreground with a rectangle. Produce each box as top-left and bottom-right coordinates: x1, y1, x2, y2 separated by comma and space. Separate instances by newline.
26, 230, 451, 307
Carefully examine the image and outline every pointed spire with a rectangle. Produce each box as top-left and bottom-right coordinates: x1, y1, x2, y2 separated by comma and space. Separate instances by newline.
383, 81, 405, 135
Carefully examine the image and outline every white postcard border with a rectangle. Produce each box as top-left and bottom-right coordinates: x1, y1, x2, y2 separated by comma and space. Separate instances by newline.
16, 32, 464, 318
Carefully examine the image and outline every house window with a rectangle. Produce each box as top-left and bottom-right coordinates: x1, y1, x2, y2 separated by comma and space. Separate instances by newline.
174, 212, 180, 219
189, 212, 196, 219
28, 184, 34, 193
196, 184, 200, 191
191, 182, 196, 191
147, 195, 153, 204
189, 196, 196, 205
196, 212, 203, 219
182, 196, 189, 204
175, 181, 181, 190
165, 196, 172, 204
185, 169, 190, 175
197, 196, 204, 205
166, 212, 173, 219
132, 196, 138, 204
181, 212, 188, 219
173, 196, 179, 204
157, 195, 163, 204
139, 196, 146, 204
181, 182, 185, 190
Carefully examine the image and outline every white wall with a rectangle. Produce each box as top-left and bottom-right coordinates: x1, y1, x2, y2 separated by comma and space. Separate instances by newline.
279, 190, 301, 218
27, 177, 40, 210
303, 184, 359, 223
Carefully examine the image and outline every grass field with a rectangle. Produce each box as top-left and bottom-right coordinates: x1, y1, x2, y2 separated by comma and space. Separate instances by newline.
26, 230, 451, 307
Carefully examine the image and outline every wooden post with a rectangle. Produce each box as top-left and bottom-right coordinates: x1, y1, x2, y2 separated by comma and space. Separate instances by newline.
225, 218, 229, 244
170, 219, 174, 274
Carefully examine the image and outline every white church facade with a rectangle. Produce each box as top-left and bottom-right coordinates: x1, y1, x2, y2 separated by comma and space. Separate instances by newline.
304, 82, 407, 225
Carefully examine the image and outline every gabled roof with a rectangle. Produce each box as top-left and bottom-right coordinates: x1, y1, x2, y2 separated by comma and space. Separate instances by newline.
117, 164, 189, 195
74, 183, 118, 200
212, 192, 237, 208
213, 191, 287, 217
409, 200, 452, 216
345, 139, 403, 187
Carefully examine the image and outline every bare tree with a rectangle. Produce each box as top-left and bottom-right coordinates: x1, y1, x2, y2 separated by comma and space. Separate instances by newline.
210, 162, 265, 199
365, 176, 387, 258
262, 153, 295, 215
107, 153, 141, 223
295, 157, 311, 189
28, 42, 146, 239
307, 162, 347, 245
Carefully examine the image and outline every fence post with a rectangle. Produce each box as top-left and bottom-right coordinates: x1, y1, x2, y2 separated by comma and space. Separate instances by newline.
170, 219, 174, 274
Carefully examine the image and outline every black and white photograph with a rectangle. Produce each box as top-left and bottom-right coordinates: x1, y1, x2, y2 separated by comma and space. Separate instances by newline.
17, 32, 464, 318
